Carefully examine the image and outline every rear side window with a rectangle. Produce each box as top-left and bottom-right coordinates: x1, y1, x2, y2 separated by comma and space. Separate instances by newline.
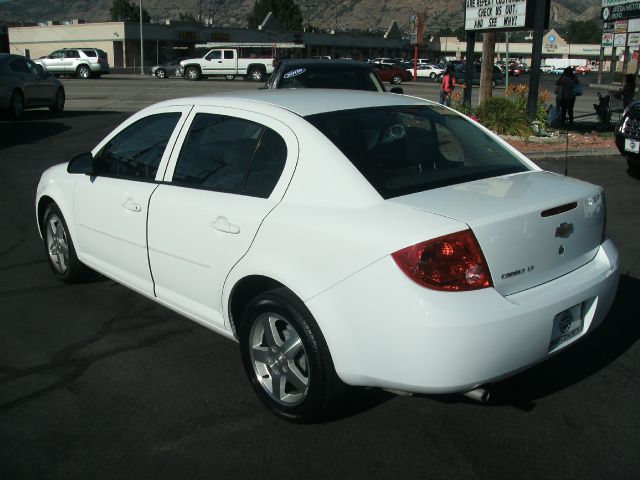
82, 50, 97, 57
172, 113, 287, 197
279, 66, 383, 92
65, 50, 79, 58
223, 50, 234, 59
94, 113, 181, 180
306, 105, 528, 199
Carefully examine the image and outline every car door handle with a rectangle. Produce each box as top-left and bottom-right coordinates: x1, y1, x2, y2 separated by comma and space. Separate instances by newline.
122, 198, 142, 212
210, 217, 240, 234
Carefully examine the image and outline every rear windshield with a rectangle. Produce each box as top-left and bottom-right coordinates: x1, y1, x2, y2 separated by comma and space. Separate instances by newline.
306, 105, 529, 199
279, 66, 384, 92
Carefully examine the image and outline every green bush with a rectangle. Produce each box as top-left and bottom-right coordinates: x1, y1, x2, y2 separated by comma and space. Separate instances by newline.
475, 96, 531, 136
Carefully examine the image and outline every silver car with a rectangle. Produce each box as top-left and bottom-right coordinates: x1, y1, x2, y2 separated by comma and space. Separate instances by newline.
0, 53, 65, 119
35, 48, 110, 79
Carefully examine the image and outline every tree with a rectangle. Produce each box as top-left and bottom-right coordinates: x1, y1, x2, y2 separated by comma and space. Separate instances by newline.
247, 0, 303, 31
178, 12, 198, 22
110, 0, 151, 23
560, 20, 602, 44
479, 32, 496, 104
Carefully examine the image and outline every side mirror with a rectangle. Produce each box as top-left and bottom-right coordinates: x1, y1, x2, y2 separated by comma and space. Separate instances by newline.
390, 87, 404, 94
67, 152, 95, 175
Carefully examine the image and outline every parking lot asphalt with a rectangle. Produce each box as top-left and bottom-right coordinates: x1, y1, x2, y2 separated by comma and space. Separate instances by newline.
0, 76, 639, 480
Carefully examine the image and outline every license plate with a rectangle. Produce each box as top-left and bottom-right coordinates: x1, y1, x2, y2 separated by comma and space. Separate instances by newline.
624, 138, 639, 153
548, 304, 584, 351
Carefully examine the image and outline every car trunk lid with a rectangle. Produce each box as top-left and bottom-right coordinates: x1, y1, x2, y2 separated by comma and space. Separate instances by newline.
390, 171, 605, 296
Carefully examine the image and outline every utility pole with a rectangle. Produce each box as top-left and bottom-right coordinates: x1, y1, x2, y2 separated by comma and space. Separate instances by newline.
139, 0, 144, 74
479, 32, 496, 104
527, 0, 547, 120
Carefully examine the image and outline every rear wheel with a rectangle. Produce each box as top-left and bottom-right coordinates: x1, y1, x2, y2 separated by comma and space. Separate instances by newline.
43, 204, 94, 283
155, 69, 166, 79
49, 87, 65, 113
391, 74, 402, 84
249, 68, 265, 82
8, 90, 24, 119
239, 288, 346, 423
492, 79, 496, 88
185, 66, 200, 81
225, 74, 236, 80
77, 65, 91, 79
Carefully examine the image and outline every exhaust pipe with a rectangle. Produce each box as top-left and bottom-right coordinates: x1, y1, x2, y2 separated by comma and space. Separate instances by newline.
463, 387, 491, 403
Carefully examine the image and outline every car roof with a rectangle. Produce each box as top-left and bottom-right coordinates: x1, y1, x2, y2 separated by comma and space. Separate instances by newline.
277, 59, 372, 71
153, 89, 431, 117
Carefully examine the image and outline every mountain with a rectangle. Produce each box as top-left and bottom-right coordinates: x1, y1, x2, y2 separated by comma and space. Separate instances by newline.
0, 0, 601, 32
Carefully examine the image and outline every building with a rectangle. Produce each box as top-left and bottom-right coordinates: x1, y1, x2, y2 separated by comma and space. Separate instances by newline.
8, 20, 613, 71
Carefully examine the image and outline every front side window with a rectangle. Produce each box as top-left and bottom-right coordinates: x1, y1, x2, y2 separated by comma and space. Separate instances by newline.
50, 50, 65, 59
173, 113, 287, 197
94, 113, 181, 180
205, 50, 221, 61
306, 105, 529, 199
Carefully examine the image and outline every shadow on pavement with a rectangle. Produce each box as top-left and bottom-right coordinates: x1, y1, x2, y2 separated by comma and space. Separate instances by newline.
0, 110, 128, 150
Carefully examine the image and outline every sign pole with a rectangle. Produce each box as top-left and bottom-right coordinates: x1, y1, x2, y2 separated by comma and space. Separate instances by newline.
463, 31, 475, 106
609, 46, 617, 83
598, 46, 605, 84
527, 0, 547, 120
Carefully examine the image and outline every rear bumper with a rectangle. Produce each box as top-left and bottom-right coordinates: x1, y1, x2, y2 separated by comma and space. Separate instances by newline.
306, 239, 619, 394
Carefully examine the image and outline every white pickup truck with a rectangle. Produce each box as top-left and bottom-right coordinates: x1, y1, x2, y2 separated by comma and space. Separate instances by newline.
179, 48, 275, 82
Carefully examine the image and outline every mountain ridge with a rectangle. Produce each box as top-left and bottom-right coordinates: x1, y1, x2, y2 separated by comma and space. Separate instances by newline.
0, 0, 601, 33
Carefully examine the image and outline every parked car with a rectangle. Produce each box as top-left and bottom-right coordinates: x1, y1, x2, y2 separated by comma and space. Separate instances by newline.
150, 58, 187, 79
35, 48, 110, 79
575, 65, 591, 75
0, 53, 65, 119
540, 65, 555, 73
615, 100, 640, 175
370, 63, 413, 84
551, 67, 566, 75
265, 59, 403, 93
454, 64, 503, 87
36, 89, 619, 422
408, 64, 444, 79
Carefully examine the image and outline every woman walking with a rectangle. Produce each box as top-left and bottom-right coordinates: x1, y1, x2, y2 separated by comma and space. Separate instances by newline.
439, 65, 461, 107
556, 67, 580, 126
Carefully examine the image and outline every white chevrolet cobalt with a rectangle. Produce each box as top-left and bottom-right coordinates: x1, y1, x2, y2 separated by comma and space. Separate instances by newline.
36, 90, 619, 422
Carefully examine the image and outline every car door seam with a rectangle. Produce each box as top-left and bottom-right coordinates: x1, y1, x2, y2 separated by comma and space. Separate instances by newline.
147, 184, 162, 297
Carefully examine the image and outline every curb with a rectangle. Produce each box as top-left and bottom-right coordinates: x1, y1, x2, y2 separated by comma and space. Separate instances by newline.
524, 148, 619, 159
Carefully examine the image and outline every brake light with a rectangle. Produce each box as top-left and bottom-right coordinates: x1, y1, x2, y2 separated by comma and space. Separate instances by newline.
392, 230, 493, 291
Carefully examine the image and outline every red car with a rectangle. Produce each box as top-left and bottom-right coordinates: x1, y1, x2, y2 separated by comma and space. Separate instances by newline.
370, 63, 413, 84
575, 65, 591, 75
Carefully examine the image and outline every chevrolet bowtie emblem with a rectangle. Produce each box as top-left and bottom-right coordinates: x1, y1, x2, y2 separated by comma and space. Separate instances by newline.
555, 222, 574, 238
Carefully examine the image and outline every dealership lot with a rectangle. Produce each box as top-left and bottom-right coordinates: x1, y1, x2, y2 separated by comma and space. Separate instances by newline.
1, 76, 639, 479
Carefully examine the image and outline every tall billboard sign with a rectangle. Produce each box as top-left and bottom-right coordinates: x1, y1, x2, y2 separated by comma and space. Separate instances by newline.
464, 0, 549, 31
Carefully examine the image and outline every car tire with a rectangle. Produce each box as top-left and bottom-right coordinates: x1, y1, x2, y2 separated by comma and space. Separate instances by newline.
239, 288, 346, 423
430, 72, 436, 79
185, 66, 200, 81
43, 203, 94, 283
49, 87, 65, 113
8, 90, 24, 119
391, 74, 402, 84
492, 80, 496, 88
225, 74, 236, 80
155, 69, 166, 79
77, 65, 91, 79
249, 68, 265, 82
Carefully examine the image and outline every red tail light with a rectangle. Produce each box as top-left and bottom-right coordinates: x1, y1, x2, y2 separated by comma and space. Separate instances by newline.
392, 230, 493, 291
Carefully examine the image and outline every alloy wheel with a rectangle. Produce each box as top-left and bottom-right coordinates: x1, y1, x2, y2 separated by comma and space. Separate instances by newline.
46, 213, 69, 274
248, 312, 309, 405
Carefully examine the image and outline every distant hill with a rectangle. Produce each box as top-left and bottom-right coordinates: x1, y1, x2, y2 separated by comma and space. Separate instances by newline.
0, 0, 601, 33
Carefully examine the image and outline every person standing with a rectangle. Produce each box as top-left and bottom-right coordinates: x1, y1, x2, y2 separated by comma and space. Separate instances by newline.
616, 73, 636, 108
556, 67, 579, 126
439, 65, 461, 107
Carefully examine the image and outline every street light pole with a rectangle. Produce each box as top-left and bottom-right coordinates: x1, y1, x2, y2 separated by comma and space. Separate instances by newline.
139, 0, 144, 74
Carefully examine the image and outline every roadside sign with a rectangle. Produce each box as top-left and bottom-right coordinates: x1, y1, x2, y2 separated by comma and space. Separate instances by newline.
614, 33, 627, 46
464, 0, 549, 32
615, 19, 628, 32
602, 3, 640, 20
602, 32, 614, 46
628, 32, 640, 46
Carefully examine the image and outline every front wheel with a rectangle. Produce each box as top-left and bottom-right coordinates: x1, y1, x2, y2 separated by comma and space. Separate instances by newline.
391, 74, 402, 85
155, 69, 166, 79
239, 288, 346, 423
185, 66, 200, 81
430, 72, 436, 79
43, 204, 94, 283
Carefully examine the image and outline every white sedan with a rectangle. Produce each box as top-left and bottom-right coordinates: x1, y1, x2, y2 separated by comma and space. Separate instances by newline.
36, 90, 619, 422
408, 64, 444, 79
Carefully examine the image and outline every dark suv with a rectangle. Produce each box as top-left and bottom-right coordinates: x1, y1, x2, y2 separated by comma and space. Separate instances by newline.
35, 48, 110, 79
454, 64, 503, 88
266, 59, 403, 94
615, 101, 640, 176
